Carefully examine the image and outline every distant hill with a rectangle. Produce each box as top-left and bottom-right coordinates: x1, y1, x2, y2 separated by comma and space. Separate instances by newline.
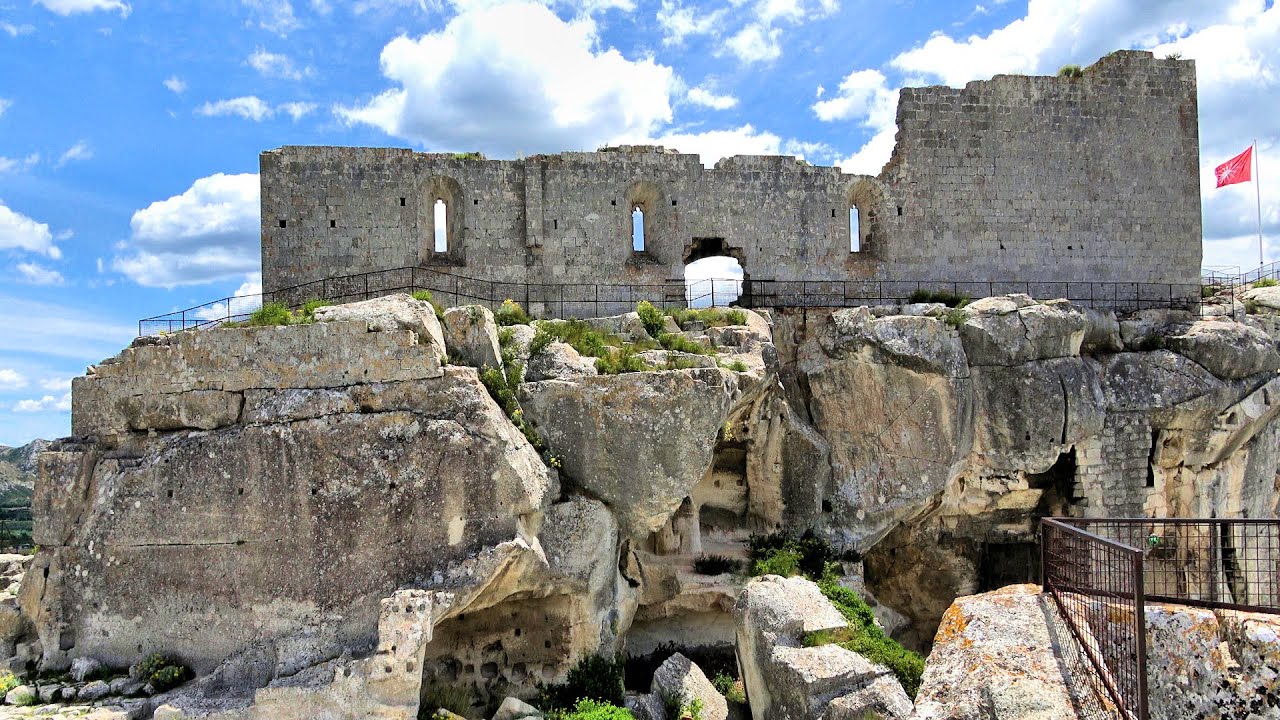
0, 439, 47, 551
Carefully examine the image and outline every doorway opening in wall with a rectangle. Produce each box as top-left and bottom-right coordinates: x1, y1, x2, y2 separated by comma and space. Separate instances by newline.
632, 206, 646, 252
849, 207, 861, 252
684, 238, 745, 308
434, 199, 448, 252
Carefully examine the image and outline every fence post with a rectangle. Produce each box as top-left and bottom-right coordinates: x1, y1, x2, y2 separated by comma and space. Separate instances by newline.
1133, 548, 1149, 720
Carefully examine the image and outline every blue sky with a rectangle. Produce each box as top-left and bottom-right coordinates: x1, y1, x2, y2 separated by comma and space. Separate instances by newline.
1, 0, 1278, 445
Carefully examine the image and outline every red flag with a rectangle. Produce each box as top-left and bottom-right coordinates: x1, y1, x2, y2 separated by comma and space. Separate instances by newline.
1216, 146, 1253, 188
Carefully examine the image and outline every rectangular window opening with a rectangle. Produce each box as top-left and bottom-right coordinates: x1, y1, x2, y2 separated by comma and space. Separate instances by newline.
849, 208, 861, 253
329, 219, 336, 228
399, 197, 406, 207
279, 219, 287, 229
434, 199, 448, 252
632, 206, 645, 252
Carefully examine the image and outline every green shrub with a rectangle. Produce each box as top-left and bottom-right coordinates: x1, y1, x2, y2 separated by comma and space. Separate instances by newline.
636, 301, 667, 339
1245, 298, 1261, 315
420, 683, 474, 718
295, 298, 333, 323
480, 364, 543, 453
747, 529, 833, 579
1058, 64, 1083, 78
495, 299, 531, 326
752, 549, 801, 577
692, 554, 739, 575
711, 672, 745, 704
669, 308, 747, 329
137, 653, 191, 693
595, 346, 648, 375
809, 582, 925, 698
0, 670, 19, 694
659, 333, 712, 355
943, 308, 967, 329
412, 290, 434, 302
452, 151, 485, 161
719, 359, 748, 372
907, 289, 970, 308
1201, 285, 1219, 299
1255, 278, 1278, 288
548, 698, 635, 720
246, 302, 293, 327
537, 320, 622, 359
665, 356, 703, 371
540, 654, 627, 711
660, 694, 703, 720
529, 327, 556, 356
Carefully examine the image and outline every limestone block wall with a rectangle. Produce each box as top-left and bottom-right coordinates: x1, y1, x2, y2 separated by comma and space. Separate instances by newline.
261, 50, 1201, 296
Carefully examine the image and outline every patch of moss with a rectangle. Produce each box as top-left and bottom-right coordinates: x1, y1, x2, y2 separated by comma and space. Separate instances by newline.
807, 582, 925, 698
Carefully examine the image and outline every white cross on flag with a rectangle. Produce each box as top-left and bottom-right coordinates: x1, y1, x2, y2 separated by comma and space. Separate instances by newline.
1215, 146, 1253, 188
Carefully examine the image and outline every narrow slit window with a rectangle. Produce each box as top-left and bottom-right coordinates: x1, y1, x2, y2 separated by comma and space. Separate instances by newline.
849, 207, 861, 252
434, 199, 448, 252
632, 206, 645, 252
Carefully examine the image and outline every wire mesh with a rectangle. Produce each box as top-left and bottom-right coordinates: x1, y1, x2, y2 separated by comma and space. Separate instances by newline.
1042, 519, 1147, 720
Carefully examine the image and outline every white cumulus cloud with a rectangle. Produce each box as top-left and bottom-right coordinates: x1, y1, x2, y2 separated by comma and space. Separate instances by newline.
242, 0, 299, 34
657, 0, 724, 45
0, 202, 60, 258
0, 99, 11, 117
1, 22, 36, 36
197, 96, 274, 122
12, 392, 71, 413
193, 274, 264, 322
687, 86, 738, 110
651, 125, 783, 167
279, 101, 317, 121
248, 48, 313, 80
335, 1, 676, 157
55, 140, 93, 168
163, 76, 187, 94
34, 0, 131, 17
113, 173, 261, 287
16, 262, 65, 286
724, 23, 781, 63
0, 369, 28, 391
0, 154, 39, 174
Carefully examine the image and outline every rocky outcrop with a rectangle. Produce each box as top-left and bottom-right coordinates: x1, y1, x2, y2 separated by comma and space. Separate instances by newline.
525, 342, 597, 382
521, 369, 744, 538
913, 585, 1111, 720
442, 305, 503, 369
312, 293, 447, 360
734, 576, 911, 720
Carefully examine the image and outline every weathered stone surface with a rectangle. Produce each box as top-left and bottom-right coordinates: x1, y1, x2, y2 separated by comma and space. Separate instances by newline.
242, 388, 356, 424
971, 358, 1104, 473
502, 324, 537, 365
1242, 285, 1280, 311
28, 367, 555, 674
313, 293, 446, 358
800, 309, 971, 549
525, 342, 597, 382
520, 369, 740, 537
734, 576, 910, 720
650, 653, 728, 720
71, 655, 103, 681
1098, 350, 1226, 413
79, 678, 111, 700
122, 390, 243, 432
1163, 319, 1280, 380
581, 312, 654, 343
491, 696, 543, 720
958, 298, 1086, 366
5, 683, 36, 705
913, 585, 1106, 720
1118, 308, 1194, 348
443, 305, 503, 369
1143, 603, 1280, 719
1080, 307, 1122, 354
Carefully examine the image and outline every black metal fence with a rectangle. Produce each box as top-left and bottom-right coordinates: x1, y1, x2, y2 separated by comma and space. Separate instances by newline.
139, 265, 1202, 336
1042, 517, 1280, 720
1042, 519, 1148, 720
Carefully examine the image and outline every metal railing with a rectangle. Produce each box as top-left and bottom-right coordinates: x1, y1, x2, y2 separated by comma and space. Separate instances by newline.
1042, 519, 1148, 720
139, 265, 1202, 336
1042, 517, 1280, 720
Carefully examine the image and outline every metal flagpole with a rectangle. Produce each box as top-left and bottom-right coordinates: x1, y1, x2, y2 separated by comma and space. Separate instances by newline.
1257, 139, 1265, 267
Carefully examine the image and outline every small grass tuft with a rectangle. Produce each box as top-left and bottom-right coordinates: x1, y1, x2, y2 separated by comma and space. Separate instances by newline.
669, 307, 747, 329
693, 554, 739, 575
1058, 64, 1083, 78
908, 289, 970, 308
636, 300, 667, 339
943, 308, 967, 329
659, 333, 713, 355
1255, 278, 1278, 288
495, 299, 531, 326
246, 302, 294, 326
420, 683, 474, 718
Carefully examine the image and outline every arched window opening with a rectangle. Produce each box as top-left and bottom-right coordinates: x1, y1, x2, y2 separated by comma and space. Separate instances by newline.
685, 255, 743, 308
434, 199, 448, 252
632, 205, 646, 252
849, 207, 861, 253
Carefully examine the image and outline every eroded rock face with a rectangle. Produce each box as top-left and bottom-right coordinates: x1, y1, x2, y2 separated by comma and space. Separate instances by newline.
313, 293, 446, 360
521, 369, 743, 538
914, 585, 1113, 720
734, 576, 911, 720
442, 305, 503, 369
958, 298, 1086, 366
525, 341, 598, 382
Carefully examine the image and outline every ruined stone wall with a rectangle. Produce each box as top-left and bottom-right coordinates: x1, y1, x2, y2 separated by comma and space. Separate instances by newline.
879, 50, 1201, 284
261, 51, 1201, 297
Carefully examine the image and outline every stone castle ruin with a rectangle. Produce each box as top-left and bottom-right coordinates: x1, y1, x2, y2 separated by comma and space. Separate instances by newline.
262, 50, 1202, 304
4, 50, 1279, 720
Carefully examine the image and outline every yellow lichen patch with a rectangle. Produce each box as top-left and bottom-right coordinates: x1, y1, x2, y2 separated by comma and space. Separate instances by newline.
934, 603, 971, 645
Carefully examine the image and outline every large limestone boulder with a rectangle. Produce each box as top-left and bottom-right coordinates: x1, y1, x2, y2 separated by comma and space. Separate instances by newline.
971, 358, 1105, 473
313, 293, 446, 361
1163, 319, 1280, 380
1242, 284, 1280, 312
650, 653, 728, 720
520, 369, 741, 538
526, 342, 598, 382
27, 367, 556, 674
913, 585, 1097, 720
442, 305, 503, 369
799, 309, 972, 549
959, 297, 1086, 366
734, 576, 911, 720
